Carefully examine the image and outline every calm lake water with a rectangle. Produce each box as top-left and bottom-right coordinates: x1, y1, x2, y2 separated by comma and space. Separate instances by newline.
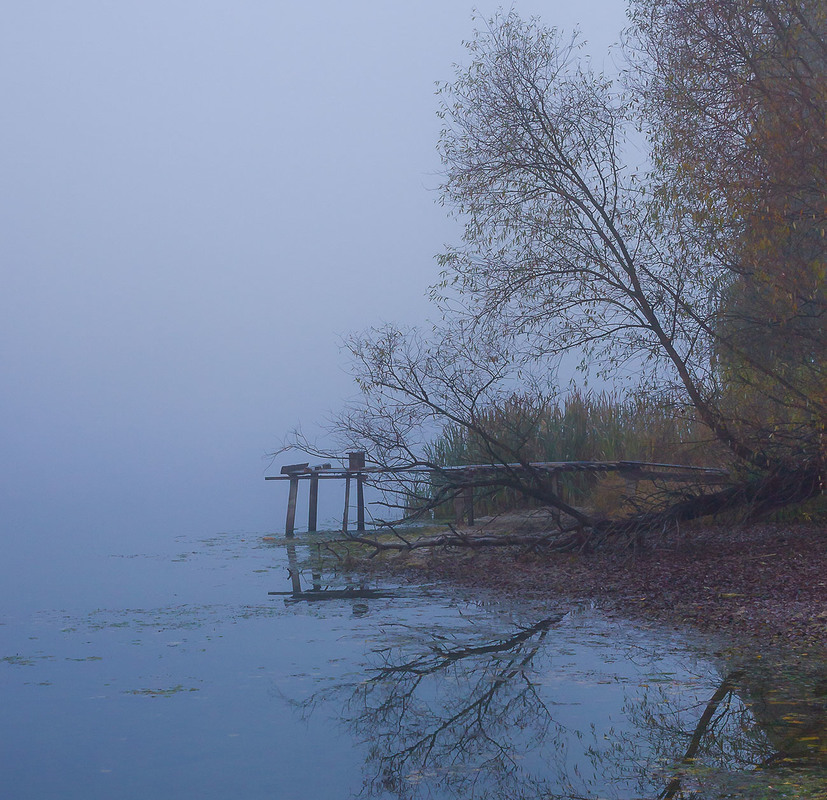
2, 529, 825, 799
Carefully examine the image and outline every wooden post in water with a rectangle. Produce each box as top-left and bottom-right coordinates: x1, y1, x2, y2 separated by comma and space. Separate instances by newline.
308, 468, 320, 532
281, 463, 309, 538
624, 475, 639, 499
342, 474, 351, 532
311, 545, 323, 591
356, 474, 365, 531
349, 451, 366, 532
285, 476, 299, 537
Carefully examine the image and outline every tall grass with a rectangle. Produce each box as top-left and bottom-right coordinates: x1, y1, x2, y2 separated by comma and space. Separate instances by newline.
428, 390, 722, 466
425, 390, 726, 516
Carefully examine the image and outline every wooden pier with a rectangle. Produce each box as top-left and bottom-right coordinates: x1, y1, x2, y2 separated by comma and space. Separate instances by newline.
265, 451, 368, 537
265, 453, 728, 537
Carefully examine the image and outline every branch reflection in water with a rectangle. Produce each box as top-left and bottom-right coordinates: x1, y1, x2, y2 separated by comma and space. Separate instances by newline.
358, 615, 563, 797
284, 599, 827, 800
294, 610, 577, 799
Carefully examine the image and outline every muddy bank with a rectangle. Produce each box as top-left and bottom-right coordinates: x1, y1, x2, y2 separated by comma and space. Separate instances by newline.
353, 519, 827, 652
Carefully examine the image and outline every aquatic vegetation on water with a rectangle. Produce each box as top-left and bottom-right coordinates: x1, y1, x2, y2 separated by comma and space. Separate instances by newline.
2, 654, 37, 666
124, 685, 199, 698
2, 653, 54, 667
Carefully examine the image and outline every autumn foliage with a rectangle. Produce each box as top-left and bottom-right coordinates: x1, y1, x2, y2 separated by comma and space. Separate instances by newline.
628, 0, 827, 469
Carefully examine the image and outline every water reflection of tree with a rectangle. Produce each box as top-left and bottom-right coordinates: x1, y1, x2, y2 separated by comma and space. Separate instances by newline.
617, 662, 827, 798
616, 669, 763, 798
289, 613, 826, 800
348, 615, 574, 799
292, 613, 598, 799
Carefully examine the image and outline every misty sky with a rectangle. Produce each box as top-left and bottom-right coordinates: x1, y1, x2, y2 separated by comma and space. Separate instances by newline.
1, 1, 628, 554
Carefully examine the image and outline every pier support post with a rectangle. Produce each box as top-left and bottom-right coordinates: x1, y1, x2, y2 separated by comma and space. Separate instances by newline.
356, 473, 365, 531
311, 546, 322, 591
342, 474, 351, 532
348, 451, 366, 532
624, 476, 639, 498
285, 476, 300, 538
308, 469, 320, 532
464, 486, 475, 527
453, 489, 465, 526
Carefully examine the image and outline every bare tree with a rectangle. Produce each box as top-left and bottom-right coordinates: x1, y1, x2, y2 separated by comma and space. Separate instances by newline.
342, 320, 599, 525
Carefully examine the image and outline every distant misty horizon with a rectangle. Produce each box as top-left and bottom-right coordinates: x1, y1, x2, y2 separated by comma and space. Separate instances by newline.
1, 2, 628, 563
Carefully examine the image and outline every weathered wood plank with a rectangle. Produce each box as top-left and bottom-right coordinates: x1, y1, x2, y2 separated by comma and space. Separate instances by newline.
281, 462, 309, 475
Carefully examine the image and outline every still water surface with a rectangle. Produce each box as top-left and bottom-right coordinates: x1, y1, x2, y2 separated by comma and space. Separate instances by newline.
2, 530, 824, 799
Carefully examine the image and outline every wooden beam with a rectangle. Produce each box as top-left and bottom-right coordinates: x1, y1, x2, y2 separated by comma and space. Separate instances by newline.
266, 473, 353, 481
281, 462, 309, 475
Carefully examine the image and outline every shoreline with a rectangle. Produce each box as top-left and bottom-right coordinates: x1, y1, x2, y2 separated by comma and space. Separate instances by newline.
350, 520, 827, 654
